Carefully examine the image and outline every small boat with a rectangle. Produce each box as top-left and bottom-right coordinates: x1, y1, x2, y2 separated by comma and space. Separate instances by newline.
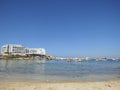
67, 59, 72, 62
77, 58, 82, 62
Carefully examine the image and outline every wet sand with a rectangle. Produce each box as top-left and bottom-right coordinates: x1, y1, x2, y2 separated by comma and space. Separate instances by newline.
0, 79, 120, 90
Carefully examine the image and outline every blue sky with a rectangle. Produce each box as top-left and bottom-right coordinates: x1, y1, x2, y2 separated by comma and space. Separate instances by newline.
0, 0, 120, 57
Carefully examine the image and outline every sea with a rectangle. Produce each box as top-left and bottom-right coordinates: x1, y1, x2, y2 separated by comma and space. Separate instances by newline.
0, 59, 120, 81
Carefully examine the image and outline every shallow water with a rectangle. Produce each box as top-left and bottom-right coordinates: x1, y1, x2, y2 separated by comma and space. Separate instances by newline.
0, 60, 120, 81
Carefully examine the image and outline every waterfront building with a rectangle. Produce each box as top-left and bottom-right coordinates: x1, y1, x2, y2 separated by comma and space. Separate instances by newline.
1, 44, 46, 56
1, 44, 25, 55
26, 48, 46, 55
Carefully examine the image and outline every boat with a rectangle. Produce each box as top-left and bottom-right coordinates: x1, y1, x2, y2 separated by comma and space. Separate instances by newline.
67, 59, 72, 62
77, 58, 82, 62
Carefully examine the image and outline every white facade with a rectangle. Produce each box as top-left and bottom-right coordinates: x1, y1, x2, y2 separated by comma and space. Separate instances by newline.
26, 48, 45, 55
1, 44, 25, 55
1, 44, 46, 56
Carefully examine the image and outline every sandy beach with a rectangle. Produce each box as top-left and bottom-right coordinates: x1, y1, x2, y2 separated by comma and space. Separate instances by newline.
0, 80, 120, 90
0, 59, 120, 90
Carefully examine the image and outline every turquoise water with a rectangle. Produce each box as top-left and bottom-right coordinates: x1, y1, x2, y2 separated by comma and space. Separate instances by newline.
0, 60, 120, 81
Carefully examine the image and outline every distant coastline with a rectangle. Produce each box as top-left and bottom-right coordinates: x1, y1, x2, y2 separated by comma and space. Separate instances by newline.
0, 54, 120, 62
0, 44, 120, 61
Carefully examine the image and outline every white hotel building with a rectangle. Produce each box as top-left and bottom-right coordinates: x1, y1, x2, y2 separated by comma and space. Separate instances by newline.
26, 48, 45, 55
1, 44, 46, 56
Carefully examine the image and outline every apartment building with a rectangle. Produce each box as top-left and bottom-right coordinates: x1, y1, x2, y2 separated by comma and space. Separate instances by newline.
1, 44, 25, 55
1, 44, 46, 56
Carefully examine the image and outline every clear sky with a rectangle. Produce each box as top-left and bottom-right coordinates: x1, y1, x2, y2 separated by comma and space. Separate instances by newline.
0, 0, 120, 57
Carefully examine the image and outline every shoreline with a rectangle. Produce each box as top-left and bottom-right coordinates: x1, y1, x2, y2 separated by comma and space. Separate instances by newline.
0, 77, 120, 82
0, 74, 120, 82
0, 79, 120, 90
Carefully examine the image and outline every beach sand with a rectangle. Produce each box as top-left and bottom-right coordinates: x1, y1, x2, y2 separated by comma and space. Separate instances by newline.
0, 80, 120, 90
